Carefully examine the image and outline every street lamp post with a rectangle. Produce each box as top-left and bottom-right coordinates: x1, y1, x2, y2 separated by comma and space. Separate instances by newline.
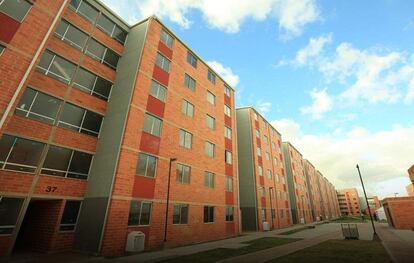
163, 157, 177, 247
269, 187, 274, 229
356, 164, 377, 239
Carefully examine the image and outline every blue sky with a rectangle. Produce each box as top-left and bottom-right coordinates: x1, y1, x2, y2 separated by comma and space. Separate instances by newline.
101, 0, 414, 199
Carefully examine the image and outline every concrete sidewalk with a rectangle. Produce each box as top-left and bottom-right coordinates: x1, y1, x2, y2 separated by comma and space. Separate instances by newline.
376, 223, 414, 263
216, 230, 341, 263
100, 223, 325, 263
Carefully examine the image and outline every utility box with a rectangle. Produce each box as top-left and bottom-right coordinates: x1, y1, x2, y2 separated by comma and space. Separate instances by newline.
300, 218, 305, 224
341, 224, 359, 240
126, 231, 145, 253
263, 221, 270, 231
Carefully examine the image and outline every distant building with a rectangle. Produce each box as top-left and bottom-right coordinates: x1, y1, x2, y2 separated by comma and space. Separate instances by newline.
406, 184, 414, 196
337, 188, 361, 216
383, 164, 414, 229
364, 196, 382, 217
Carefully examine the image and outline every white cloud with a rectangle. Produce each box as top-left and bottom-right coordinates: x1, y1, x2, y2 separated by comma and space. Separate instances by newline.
300, 88, 333, 119
272, 119, 414, 199
101, 0, 320, 37
206, 60, 239, 87
295, 34, 332, 65
256, 101, 272, 114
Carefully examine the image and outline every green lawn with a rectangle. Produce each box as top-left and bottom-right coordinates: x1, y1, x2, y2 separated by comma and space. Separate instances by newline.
331, 216, 368, 223
278, 226, 309, 235
160, 237, 301, 263
268, 240, 392, 263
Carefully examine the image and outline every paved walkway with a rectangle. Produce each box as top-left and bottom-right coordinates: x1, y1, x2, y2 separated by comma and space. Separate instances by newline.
217, 230, 341, 263
100, 223, 326, 263
376, 223, 414, 263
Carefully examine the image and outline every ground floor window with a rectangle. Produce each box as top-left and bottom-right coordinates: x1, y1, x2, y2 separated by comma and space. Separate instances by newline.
0, 197, 24, 234
173, 204, 189, 224
225, 206, 234, 222
204, 206, 214, 223
128, 200, 152, 226
59, 200, 81, 231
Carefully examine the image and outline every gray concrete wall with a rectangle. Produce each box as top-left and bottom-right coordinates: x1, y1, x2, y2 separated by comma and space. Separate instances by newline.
74, 20, 149, 254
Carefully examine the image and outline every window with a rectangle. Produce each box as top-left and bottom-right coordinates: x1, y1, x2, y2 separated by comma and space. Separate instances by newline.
0, 44, 4, 56
225, 150, 232, 164
271, 209, 276, 219
181, 100, 194, 118
143, 113, 162, 137
224, 85, 231, 97
160, 29, 174, 48
37, 50, 76, 84
73, 67, 113, 101
86, 38, 120, 69
203, 206, 214, 223
155, 53, 170, 72
206, 115, 215, 130
207, 91, 215, 105
259, 187, 265, 197
173, 204, 188, 224
55, 20, 88, 51
136, 153, 157, 178
207, 70, 216, 84
265, 152, 270, 161
60, 201, 81, 231
128, 201, 152, 226
261, 208, 267, 222
41, 145, 92, 179
225, 176, 233, 192
205, 141, 215, 157
225, 206, 234, 222
256, 130, 260, 138
224, 126, 232, 140
176, 163, 191, 184
224, 105, 231, 117
0, 135, 45, 173
149, 80, 167, 102
187, 51, 197, 68
272, 142, 276, 150
204, 171, 215, 188
264, 135, 268, 144
96, 13, 127, 44
257, 147, 262, 156
15, 88, 62, 124
184, 74, 196, 91
179, 129, 192, 149
70, 0, 99, 23
257, 166, 263, 176
0, 0, 31, 22
266, 169, 272, 179
58, 103, 103, 137
0, 197, 24, 235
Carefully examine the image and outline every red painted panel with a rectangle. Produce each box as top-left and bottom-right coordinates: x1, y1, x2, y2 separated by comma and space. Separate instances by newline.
259, 175, 264, 186
158, 41, 173, 60
226, 222, 235, 233
224, 138, 232, 150
258, 156, 263, 166
224, 95, 231, 106
153, 65, 169, 86
0, 13, 20, 43
256, 138, 261, 147
278, 140, 281, 147
261, 197, 266, 207
283, 184, 286, 192
225, 164, 233, 176
132, 176, 156, 198
146, 95, 165, 118
279, 153, 283, 161
224, 115, 232, 127
254, 120, 259, 129
225, 192, 234, 204
285, 200, 289, 208
139, 132, 161, 155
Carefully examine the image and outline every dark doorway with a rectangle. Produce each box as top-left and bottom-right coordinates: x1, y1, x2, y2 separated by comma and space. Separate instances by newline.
14, 199, 63, 253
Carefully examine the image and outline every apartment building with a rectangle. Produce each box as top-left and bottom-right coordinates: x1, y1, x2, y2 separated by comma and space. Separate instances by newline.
236, 107, 291, 231
303, 160, 322, 221
337, 188, 361, 216
407, 184, 414, 196
282, 142, 313, 224
0, 0, 238, 257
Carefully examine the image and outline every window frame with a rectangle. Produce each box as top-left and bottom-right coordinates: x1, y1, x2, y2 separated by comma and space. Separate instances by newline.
225, 176, 233, 192
160, 29, 174, 48
203, 206, 214, 223
224, 126, 232, 140
224, 85, 231, 97
225, 150, 232, 165
207, 70, 216, 84
128, 200, 153, 226
206, 114, 216, 130
204, 171, 215, 188
143, 113, 163, 137
224, 105, 231, 117
155, 52, 170, 72
205, 141, 215, 158
187, 51, 197, 68
179, 129, 192, 149
149, 80, 167, 102
181, 99, 194, 118
176, 163, 191, 184
54, 19, 89, 51
225, 206, 234, 222
173, 203, 189, 225
184, 73, 196, 91
37, 50, 77, 84
59, 200, 82, 232
0, 0, 32, 23
136, 153, 157, 178
0, 197, 24, 235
